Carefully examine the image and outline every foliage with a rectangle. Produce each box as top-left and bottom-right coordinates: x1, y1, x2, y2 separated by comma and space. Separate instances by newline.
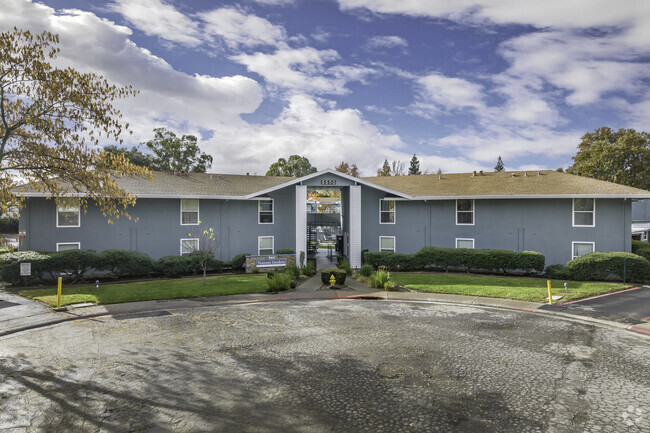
567, 127, 650, 190
408, 154, 421, 175
275, 248, 296, 254
98, 249, 155, 278
229, 253, 249, 269
284, 264, 301, 279
155, 255, 197, 278
567, 252, 650, 283
0, 28, 150, 221
494, 156, 505, 172
391, 160, 406, 176
186, 225, 219, 284
45, 249, 101, 283
362, 252, 421, 271
337, 259, 352, 274
302, 260, 315, 276
320, 268, 347, 285
266, 155, 317, 177
359, 264, 373, 277
103, 145, 155, 169
266, 271, 293, 292
143, 127, 213, 173
335, 161, 359, 177
0, 250, 51, 285
0, 216, 18, 233
368, 268, 390, 289
544, 264, 573, 280
632, 240, 650, 262
377, 159, 391, 176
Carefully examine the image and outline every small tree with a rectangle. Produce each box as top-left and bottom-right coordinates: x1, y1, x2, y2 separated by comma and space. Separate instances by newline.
391, 160, 406, 176
104, 145, 155, 169
144, 128, 213, 173
267, 155, 317, 177
408, 154, 421, 175
334, 161, 359, 177
188, 225, 219, 285
377, 159, 391, 176
494, 156, 505, 172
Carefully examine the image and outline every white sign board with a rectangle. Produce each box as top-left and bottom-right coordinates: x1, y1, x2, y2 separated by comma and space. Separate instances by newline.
20, 262, 31, 276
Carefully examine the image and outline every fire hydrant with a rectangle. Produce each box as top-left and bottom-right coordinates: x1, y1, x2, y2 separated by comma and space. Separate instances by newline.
329, 274, 336, 287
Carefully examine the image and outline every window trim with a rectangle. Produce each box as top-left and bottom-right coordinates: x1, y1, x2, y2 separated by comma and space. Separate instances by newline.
180, 198, 200, 226
258, 198, 274, 225
56, 242, 80, 252
455, 238, 475, 249
456, 199, 475, 226
379, 236, 396, 252
56, 201, 81, 228
572, 241, 595, 260
180, 238, 199, 255
379, 199, 396, 224
572, 198, 596, 228
258, 235, 274, 256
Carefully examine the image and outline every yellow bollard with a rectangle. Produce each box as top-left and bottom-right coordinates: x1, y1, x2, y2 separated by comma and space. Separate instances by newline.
547, 280, 553, 305
329, 274, 336, 287
57, 277, 62, 309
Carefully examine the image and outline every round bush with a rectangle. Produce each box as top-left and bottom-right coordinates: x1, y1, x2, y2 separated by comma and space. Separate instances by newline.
567, 252, 650, 283
229, 253, 249, 269
360, 264, 373, 277
275, 248, 296, 254
545, 264, 573, 280
320, 268, 346, 285
156, 255, 196, 278
98, 249, 155, 278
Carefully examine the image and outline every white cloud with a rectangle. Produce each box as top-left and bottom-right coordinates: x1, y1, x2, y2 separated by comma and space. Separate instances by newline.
111, 0, 202, 46
200, 7, 287, 49
417, 73, 485, 111
365, 35, 408, 50
251, 0, 296, 5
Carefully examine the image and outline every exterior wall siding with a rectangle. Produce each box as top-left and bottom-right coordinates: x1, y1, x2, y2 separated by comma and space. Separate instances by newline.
632, 199, 650, 222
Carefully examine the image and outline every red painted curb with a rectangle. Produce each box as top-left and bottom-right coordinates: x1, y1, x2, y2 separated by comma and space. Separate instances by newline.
557, 286, 642, 306
640, 316, 650, 322
629, 326, 650, 336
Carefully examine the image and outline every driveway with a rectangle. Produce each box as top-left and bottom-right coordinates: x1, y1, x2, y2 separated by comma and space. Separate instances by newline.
540, 285, 650, 324
1, 300, 648, 432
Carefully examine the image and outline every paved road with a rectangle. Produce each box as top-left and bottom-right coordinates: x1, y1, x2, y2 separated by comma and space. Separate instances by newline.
1, 300, 648, 432
541, 286, 650, 324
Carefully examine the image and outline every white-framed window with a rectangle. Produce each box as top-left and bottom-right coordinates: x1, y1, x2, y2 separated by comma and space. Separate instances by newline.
259, 199, 274, 224
181, 199, 199, 225
56, 242, 80, 252
572, 241, 594, 260
56, 199, 80, 227
455, 238, 475, 249
456, 199, 474, 225
573, 198, 595, 227
380, 199, 396, 224
180, 238, 199, 255
258, 236, 274, 255
379, 236, 395, 252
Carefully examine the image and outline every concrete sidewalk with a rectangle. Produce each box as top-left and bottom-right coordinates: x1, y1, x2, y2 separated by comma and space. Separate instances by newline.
1, 275, 648, 338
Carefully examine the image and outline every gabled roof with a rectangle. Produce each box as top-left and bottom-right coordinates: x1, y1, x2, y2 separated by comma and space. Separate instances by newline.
363, 170, 650, 199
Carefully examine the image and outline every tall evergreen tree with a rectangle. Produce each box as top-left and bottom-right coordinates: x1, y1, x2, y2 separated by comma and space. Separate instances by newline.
377, 159, 391, 176
494, 156, 505, 172
408, 154, 421, 175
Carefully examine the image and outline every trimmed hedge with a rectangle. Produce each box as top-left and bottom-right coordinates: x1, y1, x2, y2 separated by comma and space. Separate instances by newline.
275, 248, 296, 254
364, 247, 545, 275
99, 249, 156, 278
632, 240, 650, 262
229, 253, 249, 269
544, 264, 573, 280
320, 268, 347, 285
567, 252, 650, 283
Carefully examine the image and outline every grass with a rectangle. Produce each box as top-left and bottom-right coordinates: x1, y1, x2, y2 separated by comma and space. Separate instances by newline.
317, 244, 335, 249
389, 272, 629, 303
19, 274, 270, 307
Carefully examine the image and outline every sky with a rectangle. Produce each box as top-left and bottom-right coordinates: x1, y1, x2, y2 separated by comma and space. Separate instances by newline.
3, 0, 650, 176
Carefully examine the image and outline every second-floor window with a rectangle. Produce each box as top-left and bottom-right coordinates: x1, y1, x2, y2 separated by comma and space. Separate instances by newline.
181, 199, 199, 225
573, 198, 595, 227
456, 199, 474, 225
259, 199, 273, 224
380, 199, 395, 223
57, 199, 80, 227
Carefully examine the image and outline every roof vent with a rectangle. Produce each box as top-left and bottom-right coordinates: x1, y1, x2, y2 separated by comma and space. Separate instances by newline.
472, 171, 477, 177
511, 173, 516, 177
210, 174, 213, 180
479, 170, 484, 176
246, 172, 249, 176
537, 172, 541, 176
524, 171, 528, 177
438, 175, 442, 180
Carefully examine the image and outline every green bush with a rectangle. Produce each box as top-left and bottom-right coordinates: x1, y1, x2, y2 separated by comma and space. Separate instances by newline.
155, 255, 197, 278
545, 264, 573, 280
360, 264, 373, 277
320, 268, 346, 285
368, 268, 390, 289
302, 261, 315, 277
0, 246, 12, 255
207, 257, 226, 272
285, 264, 301, 279
567, 252, 650, 283
275, 248, 295, 254
229, 253, 249, 270
98, 249, 155, 278
337, 259, 352, 274
266, 271, 293, 292
632, 240, 650, 262
45, 249, 101, 282
0, 216, 18, 233
336, 255, 346, 265
0, 251, 51, 285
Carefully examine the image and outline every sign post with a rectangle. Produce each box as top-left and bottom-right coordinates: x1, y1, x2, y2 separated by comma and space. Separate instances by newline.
20, 262, 31, 287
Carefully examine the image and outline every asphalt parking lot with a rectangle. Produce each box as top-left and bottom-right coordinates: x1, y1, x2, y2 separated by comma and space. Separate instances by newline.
1, 300, 649, 432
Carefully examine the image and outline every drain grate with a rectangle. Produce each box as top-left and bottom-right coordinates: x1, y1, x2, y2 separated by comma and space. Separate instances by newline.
113, 310, 172, 320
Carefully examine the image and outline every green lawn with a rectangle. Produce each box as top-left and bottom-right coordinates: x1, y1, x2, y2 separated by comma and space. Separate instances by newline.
19, 274, 270, 307
389, 272, 629, 303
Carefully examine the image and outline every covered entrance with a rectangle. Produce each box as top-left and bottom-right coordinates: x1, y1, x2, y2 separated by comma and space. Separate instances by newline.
307, 188, 342, 269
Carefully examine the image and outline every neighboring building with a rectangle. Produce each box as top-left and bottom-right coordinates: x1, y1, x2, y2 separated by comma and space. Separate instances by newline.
632, 199, 650, 242
17, 169, 650, 267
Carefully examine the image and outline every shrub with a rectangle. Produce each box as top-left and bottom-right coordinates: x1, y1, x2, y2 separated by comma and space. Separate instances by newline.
321, 268, 346, 285
302, 261, 315, 277
336, 255, 346, 265
207, 257, 226, 272
97, 249, 155, 278
363, 252, 422, 271
545, 264, 573, 280
0, 216, 18, 233
567, 252, 650, 283
337, 259, 352, 274
156, 255, 197, 278
285, 264, 301, 279
45, 249, 101, 282
360, 264, 373, 277
632, 240, 650, 262
267, 271, 293, 292
275, 248, 295, 254
0, 251, 51, 285
229, 253, 249, 270
368, 268, 390, 289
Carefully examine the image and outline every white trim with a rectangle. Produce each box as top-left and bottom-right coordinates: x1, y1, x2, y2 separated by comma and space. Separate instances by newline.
456, 199, 475, 226
56, 242, 80, 251
572, 198, 596, 227
455, 238, 475, 249
258, 198, 274, 224
572, 241, 595, 260
258, 235, 274, 255
295, 185, 307, 267
180, 238, 199, 255
180, 198, 200, 226
379, 199, 396, 224
56, 202, 80, 228
349, 186, 362, 268
411, 194, 650, 200
379, 236, 396, 252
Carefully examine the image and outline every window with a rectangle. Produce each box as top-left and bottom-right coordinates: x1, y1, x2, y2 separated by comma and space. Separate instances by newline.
56, 242, 80, 251
259, 199, 273, 224
379, 236, 395, 252
572, 242, 594, 260
456, 199, 474, 225
573, 198, 595, 227
258, 236, 274, 255
180, 238, 199, 255
456, 238, 475, 249
56, 199, 80, 227
181, 199, 199, 225
380, 199, 396, 224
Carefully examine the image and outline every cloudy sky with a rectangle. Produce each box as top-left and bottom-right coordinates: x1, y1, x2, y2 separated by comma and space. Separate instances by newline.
3, 0, 650, 175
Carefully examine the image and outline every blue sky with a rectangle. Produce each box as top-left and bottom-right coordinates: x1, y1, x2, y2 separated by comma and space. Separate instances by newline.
4, 0, 650, 175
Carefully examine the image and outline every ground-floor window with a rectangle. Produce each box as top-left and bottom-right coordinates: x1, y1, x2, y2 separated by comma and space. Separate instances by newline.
572, 241, 594, 260
56, 242, 80, 252
180, 238, 199, 255
258, 236, 274, 255
455, 238, 475, 249
379, 236, 395, 252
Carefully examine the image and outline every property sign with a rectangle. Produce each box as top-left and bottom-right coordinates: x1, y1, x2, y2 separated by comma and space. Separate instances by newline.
18, 230, 26, 239
20, 262, 31, 276
256, 257, 288, 268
